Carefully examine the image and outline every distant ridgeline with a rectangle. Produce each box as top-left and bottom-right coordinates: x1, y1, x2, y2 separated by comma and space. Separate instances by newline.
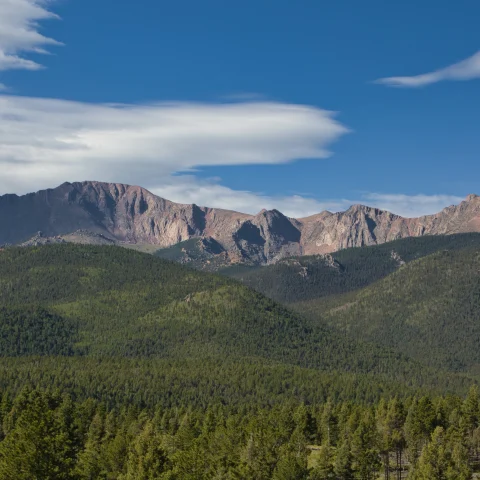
4, 181, 480, 268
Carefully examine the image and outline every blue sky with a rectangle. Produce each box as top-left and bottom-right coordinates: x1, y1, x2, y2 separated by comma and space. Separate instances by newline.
0, 0, 479, 217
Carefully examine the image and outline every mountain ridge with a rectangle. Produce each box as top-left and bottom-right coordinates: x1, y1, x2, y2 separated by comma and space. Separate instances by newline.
2, 180, 480, 266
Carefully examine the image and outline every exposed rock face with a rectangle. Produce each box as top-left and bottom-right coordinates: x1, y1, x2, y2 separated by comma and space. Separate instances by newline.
2, 181, 480, 265
297, 196, 480, 255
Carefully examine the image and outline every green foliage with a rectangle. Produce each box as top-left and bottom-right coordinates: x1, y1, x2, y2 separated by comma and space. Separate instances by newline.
0, 389, 478, 480
309, 247, 480, 372
220, 233, 480, 374
224, 233, 480, 304
410, 426, 472, 480
0, 244, 472, 407
0, 390, 77, 480
121, 420, 170, 480
0, 306, 76, 356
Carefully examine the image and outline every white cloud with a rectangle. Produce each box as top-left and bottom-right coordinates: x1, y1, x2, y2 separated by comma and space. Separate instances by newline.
0, 93, 463, 218
360, 193, 464, 217
0, 0, 61, 72
151, 176, 349, 218
0, 2, 464, 220
153, 181, 464, 218
0, 95, 349, 196
375, 51, 480, 87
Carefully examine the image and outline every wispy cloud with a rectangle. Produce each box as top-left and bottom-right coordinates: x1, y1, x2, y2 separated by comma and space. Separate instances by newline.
151, 176, 349, 218
0, 0, 61, 72
360, 193, 464, 217
115, 181, 470, 218
375, 51, 480, 88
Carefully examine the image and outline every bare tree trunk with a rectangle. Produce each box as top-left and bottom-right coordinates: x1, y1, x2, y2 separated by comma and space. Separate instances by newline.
396, 447, 402, 480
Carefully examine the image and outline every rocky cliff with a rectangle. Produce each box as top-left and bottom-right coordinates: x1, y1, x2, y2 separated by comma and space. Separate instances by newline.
2, 181, 480, 265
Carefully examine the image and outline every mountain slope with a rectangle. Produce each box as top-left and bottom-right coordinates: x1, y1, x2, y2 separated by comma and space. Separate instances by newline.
223, 233, 480, 303
294, 246, 480, 374
3, 181, 480, 266
0, 244, 473, 405
0, 244, 415, 366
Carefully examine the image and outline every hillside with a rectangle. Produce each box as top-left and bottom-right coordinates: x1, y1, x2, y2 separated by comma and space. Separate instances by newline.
223, 233, 480, 303
220, 234, 480, 375
4, 181, 480, 267
293, 246, 480, 374
0, 244, 472, 406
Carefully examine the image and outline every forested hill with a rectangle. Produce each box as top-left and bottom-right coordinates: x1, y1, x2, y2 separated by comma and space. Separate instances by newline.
297, 246, 480, 374
0, 244, 473, 406
219, 233, 480, 376
222, 233, 480, 304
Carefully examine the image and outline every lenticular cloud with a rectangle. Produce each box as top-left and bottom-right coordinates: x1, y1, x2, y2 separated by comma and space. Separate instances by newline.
0, 95, 349, 194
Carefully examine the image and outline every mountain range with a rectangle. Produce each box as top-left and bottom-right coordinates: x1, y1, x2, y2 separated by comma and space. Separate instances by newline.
2, 180, 480, 266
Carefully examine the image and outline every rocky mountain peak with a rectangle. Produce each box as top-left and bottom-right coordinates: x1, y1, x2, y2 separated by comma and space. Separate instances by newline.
2, 181, 480, 267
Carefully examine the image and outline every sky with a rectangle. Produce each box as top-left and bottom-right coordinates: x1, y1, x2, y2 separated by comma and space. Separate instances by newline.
0, 0, 479, 217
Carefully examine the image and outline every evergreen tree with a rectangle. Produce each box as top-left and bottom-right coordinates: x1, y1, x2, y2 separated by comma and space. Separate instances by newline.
319, 400, 337, 446
309, 445, 335, 480
411, 426, 471, 480
334, 440, 354, 480
404, 396, 436, 467
0, 391, 76, 480
351, 410, 380, 480
460, 385, 480, 460
122, 420, 170, 480
379, 398, 406, 480
76, 413, 106, 480
272, 449, 308, 480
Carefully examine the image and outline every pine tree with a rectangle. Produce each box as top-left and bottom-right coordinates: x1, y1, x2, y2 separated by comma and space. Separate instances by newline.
412, 427, 449, 480
122, 420, 170, 480
404, 396, 436, 467
460, 385, 480, 460
319, 400, 337, 447
351, 410, 380, 480
447, 438, 471, 480
309, 445, 335, 480
272, 449, 308, 480
76, 413, 106, 480
379, 398, 406, 480
411, 426, 472, 480
0, 391, 76, 480
334, 440, 354, 480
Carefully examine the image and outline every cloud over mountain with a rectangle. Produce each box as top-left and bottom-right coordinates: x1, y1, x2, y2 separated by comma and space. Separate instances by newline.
0, 95, 348, 203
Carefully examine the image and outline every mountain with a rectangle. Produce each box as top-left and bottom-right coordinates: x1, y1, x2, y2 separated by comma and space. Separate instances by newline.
0, 243, 473, 406
3, 181, 480, 266
223, 234, 480, 375
223, 233, 480, 303
302, 246, 480, 374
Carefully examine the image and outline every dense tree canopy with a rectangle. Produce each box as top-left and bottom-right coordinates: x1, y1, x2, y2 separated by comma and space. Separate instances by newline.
1, 241, 480, 478
0, 388, 479, 479
0, 244, 473, 407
